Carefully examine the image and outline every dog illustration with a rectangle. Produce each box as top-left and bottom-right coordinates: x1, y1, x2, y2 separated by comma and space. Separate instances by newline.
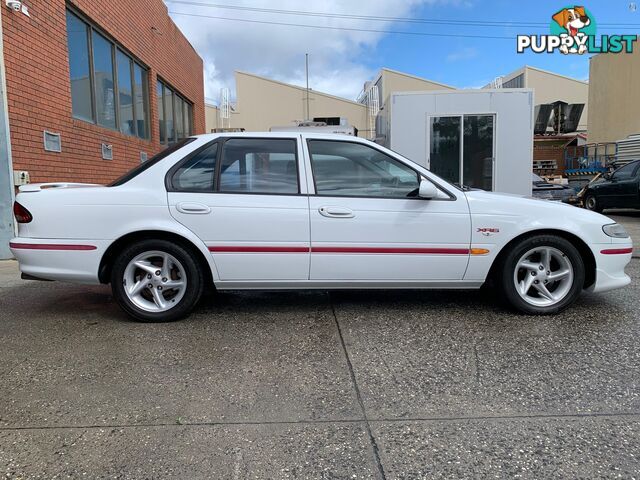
552, 6, 591, 54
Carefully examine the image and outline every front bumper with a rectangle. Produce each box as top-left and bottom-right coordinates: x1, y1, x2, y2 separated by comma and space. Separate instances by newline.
589, 243, 634, 293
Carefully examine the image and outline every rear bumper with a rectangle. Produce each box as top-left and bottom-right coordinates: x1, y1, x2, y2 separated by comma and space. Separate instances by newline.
590, 243, 634, 293
9, 238, 107, 284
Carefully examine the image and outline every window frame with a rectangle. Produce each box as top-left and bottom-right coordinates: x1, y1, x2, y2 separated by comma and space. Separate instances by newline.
157, 78, 194, 146
66, 6, 150, 139
166, 137, 302, 196
306, 139, 455, 201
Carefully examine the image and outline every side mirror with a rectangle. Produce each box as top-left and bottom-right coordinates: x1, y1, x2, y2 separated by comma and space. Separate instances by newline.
418, 179, 439, 199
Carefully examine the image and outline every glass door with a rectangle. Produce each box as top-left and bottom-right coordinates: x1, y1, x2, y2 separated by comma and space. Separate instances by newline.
429, 116, 461, 186
428, 114, 495, 190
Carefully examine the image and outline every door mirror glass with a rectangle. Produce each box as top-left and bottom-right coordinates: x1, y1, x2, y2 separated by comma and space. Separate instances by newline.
418, 179, 438, 199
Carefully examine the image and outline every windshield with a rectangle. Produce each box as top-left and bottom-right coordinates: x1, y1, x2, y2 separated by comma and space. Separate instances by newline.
108, 138, 196, 186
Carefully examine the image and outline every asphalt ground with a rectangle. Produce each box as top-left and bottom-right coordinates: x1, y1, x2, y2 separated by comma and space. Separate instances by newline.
0, 211, 639, 479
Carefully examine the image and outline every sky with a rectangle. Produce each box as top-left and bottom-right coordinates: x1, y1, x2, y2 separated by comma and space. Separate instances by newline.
164, 0, 639, 104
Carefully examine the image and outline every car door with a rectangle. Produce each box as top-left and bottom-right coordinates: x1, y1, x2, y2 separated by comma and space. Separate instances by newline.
304, 138, 471, 281
601, 162, 640, 208
167, 136, 310, 282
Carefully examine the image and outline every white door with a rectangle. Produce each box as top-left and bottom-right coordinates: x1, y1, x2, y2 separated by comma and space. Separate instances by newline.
168, 136, 310, 281
305, 139, 471, 281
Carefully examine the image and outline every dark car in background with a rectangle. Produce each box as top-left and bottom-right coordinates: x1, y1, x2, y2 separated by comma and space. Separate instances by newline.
583, 160, 640, 213
532, 173, 577, 202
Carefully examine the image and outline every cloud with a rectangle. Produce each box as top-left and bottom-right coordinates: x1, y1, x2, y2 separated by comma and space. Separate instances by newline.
165, 0, 465, 103
446, 47, 478, 62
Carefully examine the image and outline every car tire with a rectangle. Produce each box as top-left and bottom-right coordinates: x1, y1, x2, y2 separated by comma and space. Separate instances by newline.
584, 194, 603, 213
497, 235, 585, 315
110, 239, 204, 322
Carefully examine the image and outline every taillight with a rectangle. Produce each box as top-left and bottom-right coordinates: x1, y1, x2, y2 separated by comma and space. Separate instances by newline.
13, 201, 32, 223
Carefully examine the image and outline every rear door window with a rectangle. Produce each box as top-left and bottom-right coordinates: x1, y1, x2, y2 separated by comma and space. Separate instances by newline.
219, 138, 299, 194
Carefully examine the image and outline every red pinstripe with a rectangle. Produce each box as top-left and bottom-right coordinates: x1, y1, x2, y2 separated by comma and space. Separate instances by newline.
9, 242, 97, 251
208, 246, 470, 255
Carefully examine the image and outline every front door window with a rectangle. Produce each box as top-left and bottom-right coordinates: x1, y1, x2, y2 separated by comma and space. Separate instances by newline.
308, 140, 420, 198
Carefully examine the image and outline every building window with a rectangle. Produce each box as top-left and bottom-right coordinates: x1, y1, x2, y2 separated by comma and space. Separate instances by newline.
116, 50, 133, 134
66, 11, 93, 122
65, 9, 150, 139
503, 74, 524, 89
157, 79, 193, 145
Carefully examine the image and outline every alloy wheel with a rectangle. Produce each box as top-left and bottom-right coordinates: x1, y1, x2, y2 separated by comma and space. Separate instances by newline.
513, 246, 574, 307
122, 250, 187, 312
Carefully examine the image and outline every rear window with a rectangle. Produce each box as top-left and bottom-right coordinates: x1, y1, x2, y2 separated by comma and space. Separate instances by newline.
109, 138, 196, 186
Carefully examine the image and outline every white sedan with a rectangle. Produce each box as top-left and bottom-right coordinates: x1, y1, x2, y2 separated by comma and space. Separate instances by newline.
10, 133, 633, 322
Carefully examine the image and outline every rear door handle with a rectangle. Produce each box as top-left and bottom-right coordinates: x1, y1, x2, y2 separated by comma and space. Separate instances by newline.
176, 202, 211, 214
319, 206, 355, 218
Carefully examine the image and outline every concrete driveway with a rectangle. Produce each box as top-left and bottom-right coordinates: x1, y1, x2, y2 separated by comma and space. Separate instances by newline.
1, 213, 639, 479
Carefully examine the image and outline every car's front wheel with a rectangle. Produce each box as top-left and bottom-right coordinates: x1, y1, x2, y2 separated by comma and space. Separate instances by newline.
498, 235, 585, 314
584, 194, 603, 213
110, 239, 204, 322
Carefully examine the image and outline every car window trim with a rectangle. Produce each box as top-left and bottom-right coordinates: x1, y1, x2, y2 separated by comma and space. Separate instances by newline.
305, 138, 456, 201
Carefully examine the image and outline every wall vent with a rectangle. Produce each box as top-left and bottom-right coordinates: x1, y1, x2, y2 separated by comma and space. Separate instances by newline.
140, 151, 148, 163
101, 143, 113, 160
43, 131, 62, 153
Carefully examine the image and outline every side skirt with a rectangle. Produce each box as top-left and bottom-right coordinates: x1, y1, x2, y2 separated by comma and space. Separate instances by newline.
214, 280, 484, 290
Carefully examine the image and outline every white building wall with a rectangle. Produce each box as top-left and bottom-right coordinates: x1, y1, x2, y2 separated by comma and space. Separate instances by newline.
388, 89, 534, 196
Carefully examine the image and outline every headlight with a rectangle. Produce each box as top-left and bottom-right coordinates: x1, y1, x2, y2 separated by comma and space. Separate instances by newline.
602, 223, 630, 238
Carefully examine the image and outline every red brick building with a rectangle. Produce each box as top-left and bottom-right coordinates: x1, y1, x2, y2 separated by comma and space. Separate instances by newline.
1, 0, 204, 185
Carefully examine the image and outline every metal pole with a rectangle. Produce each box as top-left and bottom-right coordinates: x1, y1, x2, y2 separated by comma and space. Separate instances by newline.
0, 7, 16, 259
305, 53, 310, 121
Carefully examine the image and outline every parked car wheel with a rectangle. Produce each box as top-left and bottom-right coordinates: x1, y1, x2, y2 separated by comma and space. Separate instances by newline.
584, 194, 603, 213
498, 235, 585, 315
110, 239, 204, 322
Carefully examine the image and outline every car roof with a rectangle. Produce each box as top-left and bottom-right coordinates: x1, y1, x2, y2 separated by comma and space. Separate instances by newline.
190, 132, 371, 142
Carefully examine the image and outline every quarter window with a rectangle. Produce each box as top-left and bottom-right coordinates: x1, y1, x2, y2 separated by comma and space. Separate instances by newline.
308, 140, 419, 198
171, 143, 218, 191
157, 80, 193, 145
65, 9, 149, 138
219, 139, 298, 194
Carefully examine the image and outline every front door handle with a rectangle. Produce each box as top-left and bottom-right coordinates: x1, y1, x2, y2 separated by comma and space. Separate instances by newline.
176, 202, 211, 214
319, 206, 355, 218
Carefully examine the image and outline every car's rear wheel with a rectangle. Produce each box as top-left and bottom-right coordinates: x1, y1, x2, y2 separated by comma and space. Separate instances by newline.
498, 235, 585, 314
110, 239, 204, 322
584, 194, 603, 213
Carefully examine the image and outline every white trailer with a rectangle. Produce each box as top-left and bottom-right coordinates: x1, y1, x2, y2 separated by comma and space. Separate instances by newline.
379, 89, 534, 196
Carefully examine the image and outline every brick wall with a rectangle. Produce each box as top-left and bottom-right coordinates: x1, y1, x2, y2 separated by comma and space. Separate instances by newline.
2, 0, 204, 184
534, 141, 566, 174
